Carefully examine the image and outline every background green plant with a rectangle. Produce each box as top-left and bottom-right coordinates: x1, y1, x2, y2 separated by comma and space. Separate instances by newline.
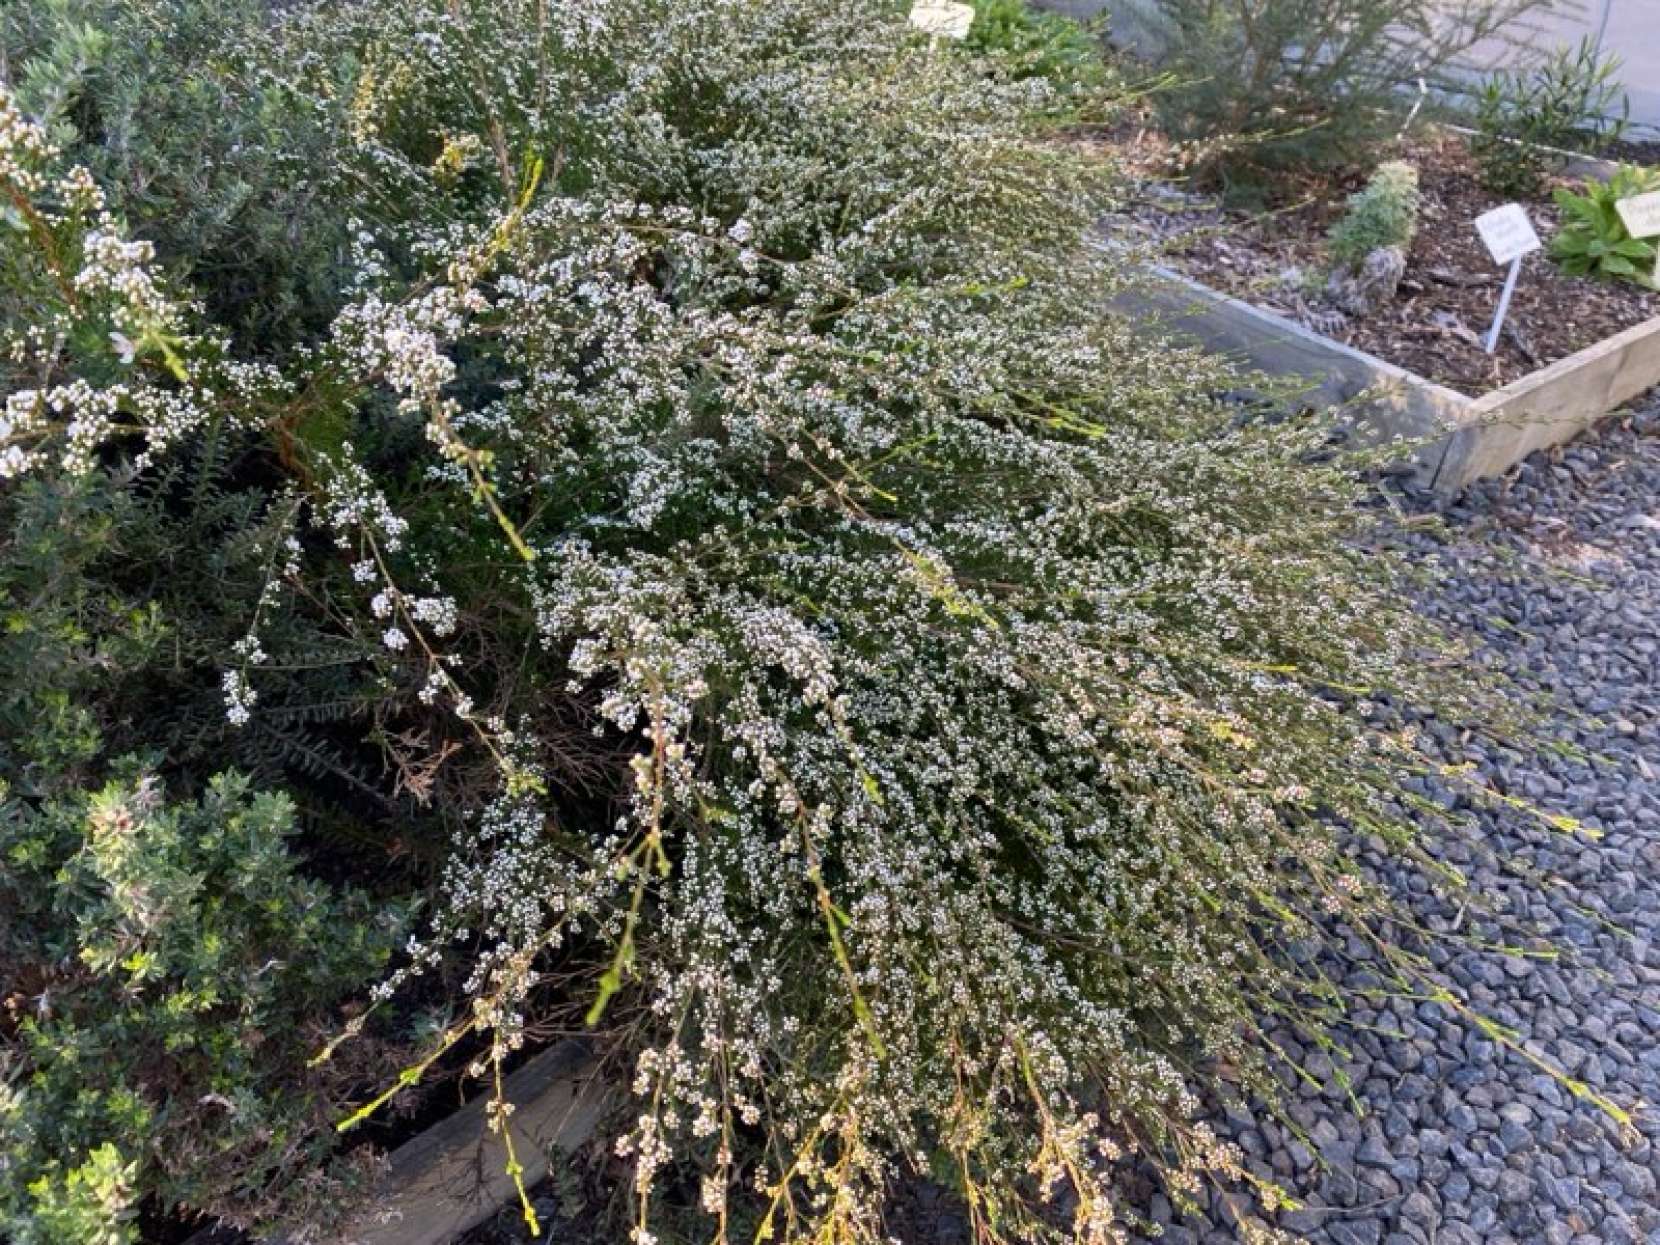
960, 0, 1109, 90
0, 8, 440, 1236
1549, 164, 1660, 288
1470, 36, 1630, 198
0, 771, 404, 1243
1148, 0, 1549, 190
0, 415, 418, 1245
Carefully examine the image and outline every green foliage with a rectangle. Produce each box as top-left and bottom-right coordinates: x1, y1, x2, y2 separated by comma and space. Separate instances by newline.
1150, 0, 1548, 187
1471, 36, 1629, 198
17, 1142, 137, 1245
1328, 160, 1420, 272
0, 1, 1552, 1241
0, 771, 404, 1244
1, 0, 357, 344
0, 50, 420, 1235
0, 460, 422, 1237
961, 0, 1108, 89
1549, 164, 1660, 288
0, 447, 426, 842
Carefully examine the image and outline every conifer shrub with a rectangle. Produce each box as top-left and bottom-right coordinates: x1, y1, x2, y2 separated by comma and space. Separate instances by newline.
0, 2, 1537, 1241
0, 40, 417, 1236
1148, 0, 1547, 187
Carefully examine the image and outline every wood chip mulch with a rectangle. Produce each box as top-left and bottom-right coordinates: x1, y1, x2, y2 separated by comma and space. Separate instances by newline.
1105, 129, 1660, 397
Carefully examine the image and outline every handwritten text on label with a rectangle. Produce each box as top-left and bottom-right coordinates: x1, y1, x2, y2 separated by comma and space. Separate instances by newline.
908, 0, 975, 38
1474, 203, 1542, 266
1615, 191, 1660, 240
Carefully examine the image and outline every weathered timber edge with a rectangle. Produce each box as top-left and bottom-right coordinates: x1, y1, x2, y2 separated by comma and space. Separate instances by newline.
1105, 257, 1469, 462
1439, 313, 1660, 490
186, 1040, 604, 1245
1107, 257, 1660, 493
325, 1039, 603, 1245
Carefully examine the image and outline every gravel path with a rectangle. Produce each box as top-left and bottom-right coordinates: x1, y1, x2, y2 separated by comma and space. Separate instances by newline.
467, 405, 1660, 1245
1150, 401, 1660, 1245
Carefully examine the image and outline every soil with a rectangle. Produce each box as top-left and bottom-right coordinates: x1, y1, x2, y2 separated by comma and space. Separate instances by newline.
1103, 128, 1660, 396
1606, 134, 1660, 167
455, 1132, 626, 1245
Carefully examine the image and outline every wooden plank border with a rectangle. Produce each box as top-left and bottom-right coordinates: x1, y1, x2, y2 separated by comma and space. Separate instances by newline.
323, 1040, 604, 1245
185, 1041, 605, 1245
1106, 254, 1660, 492
1439, 312, 1660, 490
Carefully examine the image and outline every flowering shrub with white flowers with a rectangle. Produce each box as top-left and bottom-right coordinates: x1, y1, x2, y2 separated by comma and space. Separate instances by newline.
2, 2, 1518, 1241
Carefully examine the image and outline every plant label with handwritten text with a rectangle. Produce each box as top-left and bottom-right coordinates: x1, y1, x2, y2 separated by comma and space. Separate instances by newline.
1615, 191, 1660, 240
1474, 204, 1542, 266
908, 0, 975, 38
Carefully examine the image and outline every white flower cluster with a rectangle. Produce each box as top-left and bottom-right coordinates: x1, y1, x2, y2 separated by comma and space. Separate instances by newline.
74, 231, 178, 337
222, 669, 258, 728
0, 390, 45, 479
2, 6, 1475, 1242
292, 1, 1449, 1236
0, 89, 55, 194
334, 296, 463, 417
0, 86, 280, 479
320, 451, 410, 551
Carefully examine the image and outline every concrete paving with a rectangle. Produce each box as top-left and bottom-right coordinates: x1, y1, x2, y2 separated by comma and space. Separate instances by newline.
1473, 1, 1660, 135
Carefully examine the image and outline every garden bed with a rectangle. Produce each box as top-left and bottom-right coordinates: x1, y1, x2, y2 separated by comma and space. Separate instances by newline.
1097, 125, 1660, 489
1112, 129, 1658, 395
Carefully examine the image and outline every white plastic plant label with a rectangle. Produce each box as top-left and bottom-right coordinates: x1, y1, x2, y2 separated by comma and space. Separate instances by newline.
1473, 204, 1542, 267
908, 0, 975, 39
1615, 190, 1660, 240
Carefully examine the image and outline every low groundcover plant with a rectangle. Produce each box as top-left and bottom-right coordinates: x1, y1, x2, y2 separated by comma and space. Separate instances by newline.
1550, 164, 1660, 289
0, 1, 1561, 1241
1327, 161, 1420, 275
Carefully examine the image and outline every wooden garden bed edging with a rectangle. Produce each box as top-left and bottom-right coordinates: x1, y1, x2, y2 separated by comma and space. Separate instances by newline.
321, 1040, 605, 1245
186, 1040, 605, 1245
1106, 254, 1660, 493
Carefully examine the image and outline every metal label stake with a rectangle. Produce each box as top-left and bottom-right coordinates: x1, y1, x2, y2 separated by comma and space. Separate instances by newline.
1484, 255, 1523, 355
1472, 204, 1542, 357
